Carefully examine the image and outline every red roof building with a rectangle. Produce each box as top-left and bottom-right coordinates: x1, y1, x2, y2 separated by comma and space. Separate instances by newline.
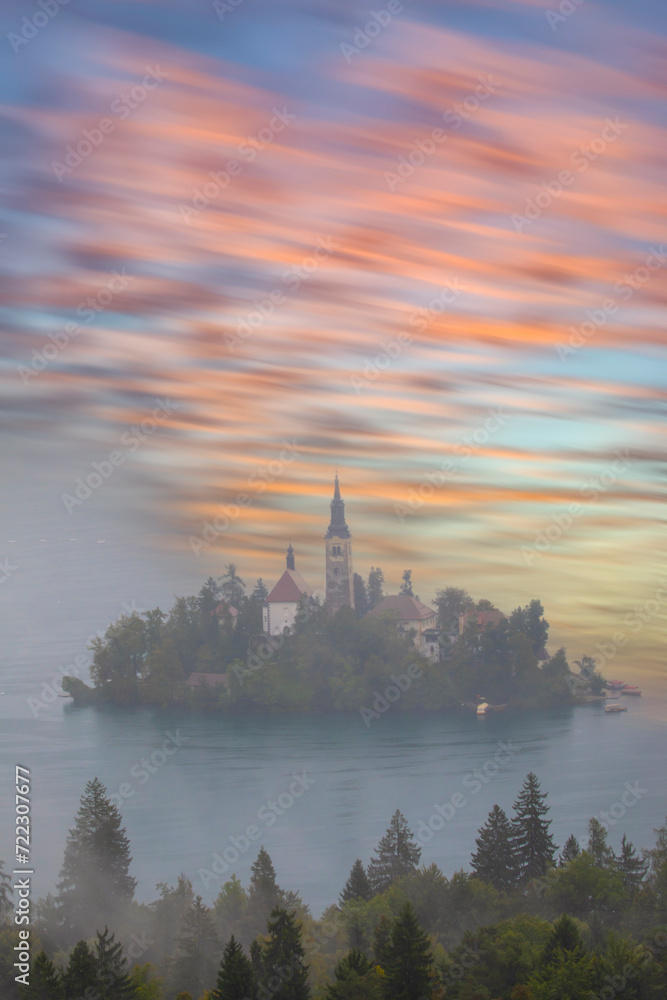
459, 608, 506, 634
263, 545, 312, 636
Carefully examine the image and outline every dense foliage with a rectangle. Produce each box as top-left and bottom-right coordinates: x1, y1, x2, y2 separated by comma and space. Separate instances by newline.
64, 575, 595, 713
3, 775, 667, 1000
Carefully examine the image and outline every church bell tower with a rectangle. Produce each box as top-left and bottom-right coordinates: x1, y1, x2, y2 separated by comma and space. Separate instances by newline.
325, 473, 354, 614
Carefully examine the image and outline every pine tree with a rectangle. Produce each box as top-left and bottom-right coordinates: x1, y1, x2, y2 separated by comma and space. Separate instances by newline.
540, 913, 585, 966
62, 941, 99, 999
383, 903, 433, 1000
56, 777, 136, 941
367, 811, 421, 893
373, 915, 393, 967
353, 574, 370, 618
470, 804, 518, 891
367, 568, 385, 609
95, 926, 135, 999
510, 773, 558, 885
252, 579, 269, 602
587, 818, 615, 868
325, 950, 381, 1000
169, 895, 220, 999
260, 907, 310, 1000
616, 834, 648, 892
559, 834, 581, 866
19, 951, 64, 999
249, 847, 284, 911
212, 935, 256, 1000
340, 859, 372, 904
220, 564, 245, 606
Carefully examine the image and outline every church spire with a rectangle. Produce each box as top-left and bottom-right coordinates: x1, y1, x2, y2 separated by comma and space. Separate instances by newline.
325, 473, 351, 539
286, 544, 295, 570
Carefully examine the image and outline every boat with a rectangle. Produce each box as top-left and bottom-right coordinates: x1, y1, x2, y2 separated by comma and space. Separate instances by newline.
605, 703, 628, 713
476, 702, 489, 715
606, 680, 627, 690
621, 687, 642, 696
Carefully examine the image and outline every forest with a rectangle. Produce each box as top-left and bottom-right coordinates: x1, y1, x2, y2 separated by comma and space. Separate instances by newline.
2, 771, 666, 999
61, 568, 604, 713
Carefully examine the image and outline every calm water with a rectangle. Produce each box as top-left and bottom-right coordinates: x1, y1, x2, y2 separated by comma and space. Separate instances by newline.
1, 689, 665, 915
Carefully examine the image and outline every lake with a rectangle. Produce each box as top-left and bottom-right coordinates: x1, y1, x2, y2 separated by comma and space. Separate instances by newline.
1, 684, 665, 915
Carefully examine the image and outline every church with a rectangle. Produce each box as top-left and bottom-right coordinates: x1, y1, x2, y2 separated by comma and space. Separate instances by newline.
261, 474, 439, 661
262, 474, 354, 635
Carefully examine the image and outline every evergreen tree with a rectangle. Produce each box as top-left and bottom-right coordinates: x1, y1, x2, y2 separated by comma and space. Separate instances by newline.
511, 773, 558, 885
62, 940, 99, 999
367, 811, 422, 893
95, 926, 135, 999
56, 778, 136, 941
212, 935, 256, 1000
170, 895, 219, 998
220, 564, 245, 607
399, 570, 414, 597
372, 915, 393, 967
470, 804, 518, 891
559, 834, 581, 866
616, 834, 648, 892
260, 907, 310, 1000
19, 951, 64, 1000
540, 913, 585, 966
325, 950, 382, 1000
367, 568, 385, 609
353, 574, 370, 618
249, 847, 284, 911
252, 579, 269, 602
587, 818, 615, 868
383, 903, 433, 1000
340, 859, 372, 904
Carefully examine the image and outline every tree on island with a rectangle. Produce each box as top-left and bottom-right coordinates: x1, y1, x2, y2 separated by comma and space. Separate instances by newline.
433, 587, 474, 633
212, 935, 256, 1000
340, 859, 372, 904
220, 563, 246, 607
353, 573, 370, 618
367, 567, 385, 609
55, 777, 136, 942
509, 600, 549, 656
399, 570, 415, 597
367, 810, 422, 893
511, 773, 558, 885
471, 805, 519, 891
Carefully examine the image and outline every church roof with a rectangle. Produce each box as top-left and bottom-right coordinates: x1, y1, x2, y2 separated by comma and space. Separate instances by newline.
325, 473, 351, 539
367, 594, 436, 622
266, 568, 312, 603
